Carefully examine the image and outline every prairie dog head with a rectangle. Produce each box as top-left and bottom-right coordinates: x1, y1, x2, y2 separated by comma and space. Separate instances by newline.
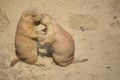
21, 10, 41, 25
40, 13, 54, 25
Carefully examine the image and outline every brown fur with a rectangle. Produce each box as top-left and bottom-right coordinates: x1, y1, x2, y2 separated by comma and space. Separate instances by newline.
39, 14, 77, 66
10, 10, 45, 66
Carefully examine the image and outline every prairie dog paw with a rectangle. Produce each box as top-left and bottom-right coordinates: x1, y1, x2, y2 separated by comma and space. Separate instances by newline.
39, 42, 45, 46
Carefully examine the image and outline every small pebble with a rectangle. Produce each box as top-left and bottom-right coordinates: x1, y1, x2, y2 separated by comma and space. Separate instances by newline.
113, 16, 117, 19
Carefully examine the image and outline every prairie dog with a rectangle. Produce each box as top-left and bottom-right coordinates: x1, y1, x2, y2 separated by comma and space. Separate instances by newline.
10, 10, 45, 66
39, 14, 76, 66
39, 14, 88, 66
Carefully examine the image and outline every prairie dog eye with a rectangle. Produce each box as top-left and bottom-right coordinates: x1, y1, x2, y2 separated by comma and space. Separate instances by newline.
41, 14, 45, 17
32, 15, 36, 17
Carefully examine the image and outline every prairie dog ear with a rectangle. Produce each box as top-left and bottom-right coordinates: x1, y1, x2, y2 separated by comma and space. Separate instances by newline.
23, 14, 30, 20
21, 13, 29, 19
22, 14, 34, 22
25, 17, 30, 21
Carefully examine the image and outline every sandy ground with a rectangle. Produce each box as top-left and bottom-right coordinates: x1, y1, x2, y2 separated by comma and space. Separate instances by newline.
0, 0, 120, 80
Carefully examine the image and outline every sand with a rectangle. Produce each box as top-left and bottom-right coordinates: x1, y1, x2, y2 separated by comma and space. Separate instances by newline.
0, 0, 120, 80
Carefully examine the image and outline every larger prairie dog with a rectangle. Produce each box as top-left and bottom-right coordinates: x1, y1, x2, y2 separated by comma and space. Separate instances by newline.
10, 10, 45, 66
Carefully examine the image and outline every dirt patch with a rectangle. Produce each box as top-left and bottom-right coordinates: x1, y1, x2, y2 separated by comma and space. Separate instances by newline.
111, 16, 120, 29
0, 9, 10, 32
110, 0, 120, 13
69, 15, 100, 31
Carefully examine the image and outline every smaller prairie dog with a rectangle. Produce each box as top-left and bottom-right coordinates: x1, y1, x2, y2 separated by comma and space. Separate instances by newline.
39, 14, 88, 67
10, 10, 45, 66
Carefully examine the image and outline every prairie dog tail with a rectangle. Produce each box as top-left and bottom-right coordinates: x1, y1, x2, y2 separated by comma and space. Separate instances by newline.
10, 58, 20, 66
73, 58, 88, 63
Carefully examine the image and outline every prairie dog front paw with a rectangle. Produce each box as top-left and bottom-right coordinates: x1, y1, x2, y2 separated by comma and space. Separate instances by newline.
39, 41, 45, 46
